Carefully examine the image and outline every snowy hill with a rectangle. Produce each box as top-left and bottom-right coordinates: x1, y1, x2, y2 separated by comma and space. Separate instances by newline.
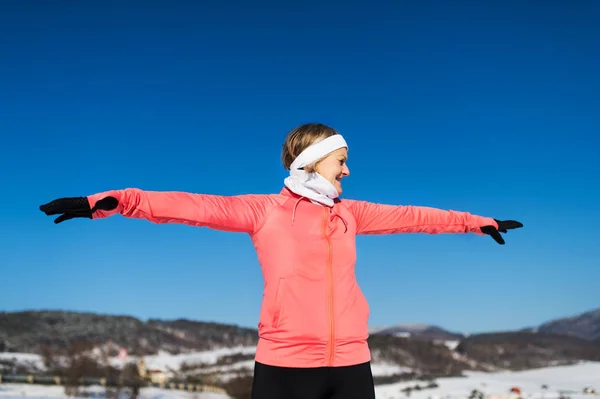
3, 307, 599, 356
455, 331, 600, 370
0, 382, 229, 399
537, 308, 600, 341
0, 311, 258, 355
370, 323, 464, 341
1, 360, 599, 399
375, 361, 600, 399
2, 307, 600, 390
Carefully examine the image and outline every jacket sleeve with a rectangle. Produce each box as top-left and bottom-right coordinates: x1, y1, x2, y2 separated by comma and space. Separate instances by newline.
344, 199, 498, 235
87, 188, 275, 234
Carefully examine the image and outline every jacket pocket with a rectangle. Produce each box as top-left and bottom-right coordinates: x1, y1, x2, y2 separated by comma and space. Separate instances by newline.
272, 278, 286, 328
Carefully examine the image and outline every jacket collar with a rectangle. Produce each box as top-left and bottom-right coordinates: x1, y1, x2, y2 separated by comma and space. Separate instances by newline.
280, 187, 341, 205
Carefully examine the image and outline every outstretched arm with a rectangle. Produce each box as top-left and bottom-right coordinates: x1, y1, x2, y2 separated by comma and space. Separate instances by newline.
344, 199, 522, 244
40, 188, 277, 234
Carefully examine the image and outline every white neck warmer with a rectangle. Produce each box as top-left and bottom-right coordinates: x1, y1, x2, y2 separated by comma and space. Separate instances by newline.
283, 134, 348, 207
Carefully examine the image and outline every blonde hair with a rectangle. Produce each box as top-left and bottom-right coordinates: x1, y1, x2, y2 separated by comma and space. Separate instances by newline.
281, 123, 339, 172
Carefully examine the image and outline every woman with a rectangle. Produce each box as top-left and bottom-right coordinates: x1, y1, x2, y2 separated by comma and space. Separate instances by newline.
40, 123, 522, 399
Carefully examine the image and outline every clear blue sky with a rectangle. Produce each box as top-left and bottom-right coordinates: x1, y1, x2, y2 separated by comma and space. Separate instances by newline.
1, 1, 598, 335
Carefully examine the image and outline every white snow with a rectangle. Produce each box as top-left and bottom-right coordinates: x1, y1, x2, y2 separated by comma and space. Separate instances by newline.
0, 383, 230, 398
370, 363, 413, 377
138, 387, 229, 399
141, 346, 256, 372
0, 353, 45, 372
140, 347, 416, 379
375, 361, 600, 399
2, 350, 598, 399
0, 383, 69, 398
441, 340, 461, 350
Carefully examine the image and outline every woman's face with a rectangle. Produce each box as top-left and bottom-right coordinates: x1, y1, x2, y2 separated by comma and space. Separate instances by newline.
315, 147, 350, 195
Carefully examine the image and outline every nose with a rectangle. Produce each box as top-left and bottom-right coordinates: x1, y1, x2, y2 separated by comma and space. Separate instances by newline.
343, 164, 350, 176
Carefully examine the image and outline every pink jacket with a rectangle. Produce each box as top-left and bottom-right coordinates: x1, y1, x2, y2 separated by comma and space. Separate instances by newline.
87, 187, 498, 368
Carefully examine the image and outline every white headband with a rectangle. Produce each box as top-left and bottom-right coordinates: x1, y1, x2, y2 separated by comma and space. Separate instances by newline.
290, 135, 348, 170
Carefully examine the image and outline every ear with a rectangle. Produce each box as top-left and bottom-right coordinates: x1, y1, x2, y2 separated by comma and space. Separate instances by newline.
304, 162, 318, 173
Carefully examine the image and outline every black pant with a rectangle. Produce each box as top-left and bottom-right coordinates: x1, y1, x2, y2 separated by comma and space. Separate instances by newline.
250, 361, 376, 399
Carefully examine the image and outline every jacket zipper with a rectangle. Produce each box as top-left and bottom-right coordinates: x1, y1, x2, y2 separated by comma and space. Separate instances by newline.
322, 207, 335, 366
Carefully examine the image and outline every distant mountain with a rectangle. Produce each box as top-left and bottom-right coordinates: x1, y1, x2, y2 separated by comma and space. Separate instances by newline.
147, 318, 258, 349
2, 308, 600, 378
537, 308, 600, 341
366, 334, 476, 380
517, 327, 537, 333
370, 323, 464, 341
0, 310, 258, 355
455, 331, 600, 371
370, 307, 600, 343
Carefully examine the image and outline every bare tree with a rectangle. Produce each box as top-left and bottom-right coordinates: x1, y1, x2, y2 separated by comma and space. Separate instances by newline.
121, 362, 144, 399
40, 344, 56, 373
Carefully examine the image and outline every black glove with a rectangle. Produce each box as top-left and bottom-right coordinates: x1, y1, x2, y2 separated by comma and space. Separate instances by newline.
480, 219, 523, 245
39, 196, 119, 224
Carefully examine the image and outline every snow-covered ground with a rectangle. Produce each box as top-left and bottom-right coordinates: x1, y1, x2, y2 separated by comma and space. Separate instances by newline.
0, 383, 229, 399
371, 363, 413, 377
1, 362, 598, 398
0, 353, 45, 372
140, 346, 257, 372
2, 348, 598, 399
0, 347, 409, 379
375, 361, 600, 399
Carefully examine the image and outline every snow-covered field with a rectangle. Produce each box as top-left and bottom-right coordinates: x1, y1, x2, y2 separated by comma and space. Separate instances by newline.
375, 361, 600, 399
1, 362, 598, 398
0, 384, 229, 399
1, 348, 598, 399
0, 353, 45, 372
141, 346, 257, 372
0, 347, 412, 381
